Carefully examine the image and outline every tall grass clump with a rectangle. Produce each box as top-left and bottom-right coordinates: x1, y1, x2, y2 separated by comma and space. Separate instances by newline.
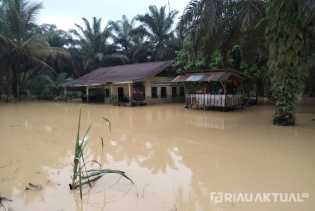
69, 110, 134, 199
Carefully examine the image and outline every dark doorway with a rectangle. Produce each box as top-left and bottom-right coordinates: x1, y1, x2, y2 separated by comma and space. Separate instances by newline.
118, 87, 124, 101
172, 87, 177, 98
161, 87, 167, 98
81, 88, 105, 103
151, 87, 158, 98
105, 88, 110, 98
180, 87, 185, 97
133, 82, 145, 101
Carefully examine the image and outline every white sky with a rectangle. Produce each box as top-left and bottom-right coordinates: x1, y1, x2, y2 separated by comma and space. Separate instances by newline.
37, 0, 190, 30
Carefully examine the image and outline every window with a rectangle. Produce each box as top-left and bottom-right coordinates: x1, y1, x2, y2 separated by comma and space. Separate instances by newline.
105, 89, 110, 98
180, 87, 185, 97
161, 87, 167, 98
172, 87, 177, 98
151, 87, 158, 98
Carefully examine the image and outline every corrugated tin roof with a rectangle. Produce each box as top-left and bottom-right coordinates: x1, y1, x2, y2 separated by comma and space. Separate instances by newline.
64, 61, 173, 87
172, 70, 242, 83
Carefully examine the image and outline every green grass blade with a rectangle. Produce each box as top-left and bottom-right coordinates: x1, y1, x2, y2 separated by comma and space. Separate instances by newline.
72, 109, 82, 186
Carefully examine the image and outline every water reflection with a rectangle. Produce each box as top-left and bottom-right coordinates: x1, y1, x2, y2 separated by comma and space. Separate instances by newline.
187, 115, 225, 130
0, 102, 314, 211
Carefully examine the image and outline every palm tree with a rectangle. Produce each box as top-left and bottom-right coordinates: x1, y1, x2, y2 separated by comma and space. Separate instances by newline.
128, 33, 152, 63
40, 72, 69, 97
180, 0, 315, 125
38, 24, 71, 48
180, 0, 265, 64
136, 5, 179, 61
108, 15, 152, 63
0, 0, 68, 99
70, 17, 128, 73
108, 15, 136, 56
266, 0, 315, 125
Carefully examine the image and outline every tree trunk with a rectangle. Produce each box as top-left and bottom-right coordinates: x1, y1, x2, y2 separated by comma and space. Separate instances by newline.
12, 70, 19, 99
221, 48, 229, 68
5, 68, 13, 102
267, 1, 306, 126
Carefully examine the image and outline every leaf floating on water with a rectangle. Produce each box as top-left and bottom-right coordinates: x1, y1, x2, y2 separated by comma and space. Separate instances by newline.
25, 183, 43, 191
100, 137, 104, 151
102, 117, 111, 133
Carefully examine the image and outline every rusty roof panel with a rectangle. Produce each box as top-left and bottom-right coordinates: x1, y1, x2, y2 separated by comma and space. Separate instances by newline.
172, 71, 241, 83
64, 61, 173, 87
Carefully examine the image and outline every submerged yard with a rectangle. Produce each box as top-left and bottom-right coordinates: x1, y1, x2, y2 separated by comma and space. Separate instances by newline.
0, 102, 314, 211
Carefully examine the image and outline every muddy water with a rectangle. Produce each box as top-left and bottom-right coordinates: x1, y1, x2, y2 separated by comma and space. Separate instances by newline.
0, 102, 314, 211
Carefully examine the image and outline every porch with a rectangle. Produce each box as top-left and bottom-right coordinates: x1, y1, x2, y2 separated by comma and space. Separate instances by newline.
173, 69, 257, 111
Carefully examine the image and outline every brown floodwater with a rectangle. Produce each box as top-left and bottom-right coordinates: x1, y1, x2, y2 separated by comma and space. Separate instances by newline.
0, 102, 314, 211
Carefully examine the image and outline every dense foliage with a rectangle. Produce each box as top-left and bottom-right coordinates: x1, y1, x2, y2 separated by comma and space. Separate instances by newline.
0, 1, 180, 100
266, 0, 315, 125
179, 0, 315, 125
0, 0, 69, 99
1, 0, 315, 125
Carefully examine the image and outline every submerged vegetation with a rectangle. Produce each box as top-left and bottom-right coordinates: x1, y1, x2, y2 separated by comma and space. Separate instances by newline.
0, 0, 315, 125
69, 110, 134, 199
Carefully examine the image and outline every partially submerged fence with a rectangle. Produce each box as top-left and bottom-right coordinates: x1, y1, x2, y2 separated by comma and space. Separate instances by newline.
185, 94, 243, 109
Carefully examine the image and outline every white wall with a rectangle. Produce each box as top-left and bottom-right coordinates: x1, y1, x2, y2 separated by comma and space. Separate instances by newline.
102, 77, 185, 104
144, 77, 184, 104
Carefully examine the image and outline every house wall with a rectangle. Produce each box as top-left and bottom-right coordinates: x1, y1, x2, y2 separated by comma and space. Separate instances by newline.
144, 77, 184, 104
103, 84, 131, 104
102, 77, 185, 105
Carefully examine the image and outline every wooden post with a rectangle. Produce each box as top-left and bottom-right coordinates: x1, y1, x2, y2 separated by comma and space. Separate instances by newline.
86, 86, 89, 103
110, 85, 113, 104
104, 86, 106, 104
220, 81, 227, 109
128, 83, 133, 104
64, 87, 68, 101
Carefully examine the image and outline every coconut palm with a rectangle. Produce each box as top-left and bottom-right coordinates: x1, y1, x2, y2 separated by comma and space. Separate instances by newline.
70, 17, 128, 73
0, 0, 68, 99
136, 5, 179, 61
266, 0, 315, 125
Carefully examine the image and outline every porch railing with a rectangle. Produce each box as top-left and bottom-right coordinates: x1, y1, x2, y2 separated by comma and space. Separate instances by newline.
185, 94, 243, 108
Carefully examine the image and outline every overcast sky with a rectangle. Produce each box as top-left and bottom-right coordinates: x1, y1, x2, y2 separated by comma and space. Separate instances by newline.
37, 0, 190, 30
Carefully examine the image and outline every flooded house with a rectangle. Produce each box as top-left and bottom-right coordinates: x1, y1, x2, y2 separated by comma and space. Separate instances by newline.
64, 61, 185, 105
173, 69, 257, 110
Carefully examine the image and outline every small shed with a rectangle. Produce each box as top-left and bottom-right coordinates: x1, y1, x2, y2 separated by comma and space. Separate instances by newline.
172, 69, 257, 110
